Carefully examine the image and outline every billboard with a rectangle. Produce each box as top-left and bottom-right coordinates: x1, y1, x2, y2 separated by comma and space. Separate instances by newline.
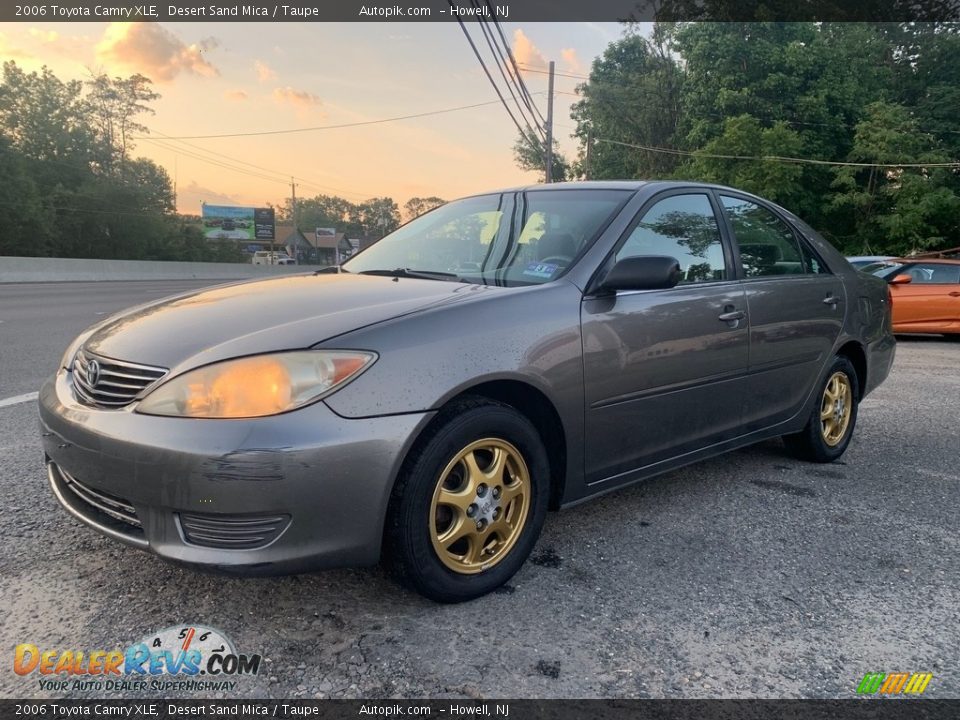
201, 204, 275, 241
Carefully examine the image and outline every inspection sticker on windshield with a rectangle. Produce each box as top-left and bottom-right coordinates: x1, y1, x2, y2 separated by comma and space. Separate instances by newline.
522, 262, 559, 279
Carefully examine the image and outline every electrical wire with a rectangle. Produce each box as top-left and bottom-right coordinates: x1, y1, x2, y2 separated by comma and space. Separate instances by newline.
448, 1, 529, 139
594, 137, 960, 168
130, 97, 519, 141
490, 18, 548, 126
471, 2, 545, 141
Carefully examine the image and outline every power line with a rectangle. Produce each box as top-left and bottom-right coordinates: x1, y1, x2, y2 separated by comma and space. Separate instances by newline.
448, 2, 529, 139
517, 63, 591, 82
486, 4, 547, 127
594, 137, 960, 168
472, 3, 545, 141
130, 97, 520, 141
146, 131, 373, 200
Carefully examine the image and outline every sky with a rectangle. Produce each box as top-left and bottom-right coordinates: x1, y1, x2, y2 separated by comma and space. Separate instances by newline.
0, 21, 631, 214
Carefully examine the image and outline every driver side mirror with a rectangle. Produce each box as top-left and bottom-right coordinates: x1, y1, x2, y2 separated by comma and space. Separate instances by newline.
598, 255, 683, 293
889, 274, 912, 285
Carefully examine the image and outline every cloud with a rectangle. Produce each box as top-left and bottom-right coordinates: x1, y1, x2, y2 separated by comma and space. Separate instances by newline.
561, 48, 584, 74
28, 28, 59, 43
272, 86, 322, 108
254, 60, 276, 83
224, 89, 248, 102
95, 23, 218, 82
513, 29, 547, 72
0, 32, 32, 59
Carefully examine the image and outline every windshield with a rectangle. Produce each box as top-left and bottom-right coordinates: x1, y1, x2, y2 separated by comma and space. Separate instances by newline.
863, 261, 905, 277
342, 190, 631, 286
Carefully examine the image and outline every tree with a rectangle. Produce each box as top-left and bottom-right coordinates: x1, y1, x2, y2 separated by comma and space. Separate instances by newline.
0, 61, 93, 165
569, 27, 683, 180
513, 129, 569, 182
679, 115, 804, 207
403, 196, 446, 221
85, 72, 159, 174
353, 197, 401, 237
830, 101, 960, 254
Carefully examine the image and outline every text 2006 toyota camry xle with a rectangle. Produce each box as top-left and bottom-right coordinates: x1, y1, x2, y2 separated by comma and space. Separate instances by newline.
40, 181, 895, 602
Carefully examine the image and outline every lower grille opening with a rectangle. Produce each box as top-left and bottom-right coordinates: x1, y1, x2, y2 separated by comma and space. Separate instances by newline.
52, 464, 145, 539
178, 512, 291, 550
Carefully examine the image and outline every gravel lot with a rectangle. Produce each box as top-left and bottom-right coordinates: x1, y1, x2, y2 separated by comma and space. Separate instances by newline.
1, 281, 958, 699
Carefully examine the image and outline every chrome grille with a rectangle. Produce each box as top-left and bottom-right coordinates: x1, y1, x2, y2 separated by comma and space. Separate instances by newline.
72, 349, 167, 408
179, 512, 291, 550
59, 466, 142, 530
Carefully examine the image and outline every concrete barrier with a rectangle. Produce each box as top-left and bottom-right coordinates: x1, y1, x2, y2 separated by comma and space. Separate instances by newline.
0, 256, 306, 283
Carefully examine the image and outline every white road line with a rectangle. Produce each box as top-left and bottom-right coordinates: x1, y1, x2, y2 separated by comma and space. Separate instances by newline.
0, 391, 39, 408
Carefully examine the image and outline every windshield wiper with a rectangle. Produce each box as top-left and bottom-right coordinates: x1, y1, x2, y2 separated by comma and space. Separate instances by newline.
357, 268, 461, 281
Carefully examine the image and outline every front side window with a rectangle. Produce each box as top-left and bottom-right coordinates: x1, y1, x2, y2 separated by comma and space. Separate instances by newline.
902, 263, 960, 284
616, 193, 728, 284
721, 196, 806, 278
343, 190, 630, 286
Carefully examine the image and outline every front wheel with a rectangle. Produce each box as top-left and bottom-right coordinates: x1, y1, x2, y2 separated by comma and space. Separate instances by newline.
783, 355, 859, 463
384, 398, 550, 602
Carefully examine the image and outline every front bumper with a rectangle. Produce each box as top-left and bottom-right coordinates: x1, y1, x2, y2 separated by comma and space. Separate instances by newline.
39, 370, 432, 574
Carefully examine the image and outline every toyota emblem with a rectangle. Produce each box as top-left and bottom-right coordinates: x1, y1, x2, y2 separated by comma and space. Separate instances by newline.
87, 359, 101, 388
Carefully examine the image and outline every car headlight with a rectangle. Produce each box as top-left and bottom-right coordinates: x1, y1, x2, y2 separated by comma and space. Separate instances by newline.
136, 351, 377, 418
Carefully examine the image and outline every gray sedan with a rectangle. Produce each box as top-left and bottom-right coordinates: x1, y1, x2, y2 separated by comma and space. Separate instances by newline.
39, 181, 895, 602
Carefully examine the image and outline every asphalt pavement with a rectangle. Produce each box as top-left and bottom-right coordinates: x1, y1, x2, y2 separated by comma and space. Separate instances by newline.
1, 280, 958, 699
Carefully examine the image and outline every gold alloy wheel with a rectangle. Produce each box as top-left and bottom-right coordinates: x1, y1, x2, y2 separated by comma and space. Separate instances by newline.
820, 371, 853, 447
429, 438, 530, 575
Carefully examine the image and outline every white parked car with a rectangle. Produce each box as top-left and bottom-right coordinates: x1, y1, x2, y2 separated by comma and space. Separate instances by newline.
252, 251, 295, 266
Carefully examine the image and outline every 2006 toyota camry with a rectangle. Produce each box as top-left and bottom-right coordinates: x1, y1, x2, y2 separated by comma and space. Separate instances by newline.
40, 181, 895, 602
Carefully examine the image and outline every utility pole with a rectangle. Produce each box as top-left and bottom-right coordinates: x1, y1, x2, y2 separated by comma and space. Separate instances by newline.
585, 126, 593, 180
288, 177, 297, 264
545, 60, 555, 184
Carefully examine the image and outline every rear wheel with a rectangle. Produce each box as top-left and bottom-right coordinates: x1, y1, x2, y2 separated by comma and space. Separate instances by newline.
384, 398, 549, 602
783, 355, 859, 463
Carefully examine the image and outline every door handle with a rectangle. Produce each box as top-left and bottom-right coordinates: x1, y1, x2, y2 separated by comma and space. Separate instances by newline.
823, 295, 840, 306
718, 310, 745, 322
949, 291, 960, 297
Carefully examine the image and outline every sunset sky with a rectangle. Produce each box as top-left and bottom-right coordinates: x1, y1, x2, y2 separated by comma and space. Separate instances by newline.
0, 21, 634, 214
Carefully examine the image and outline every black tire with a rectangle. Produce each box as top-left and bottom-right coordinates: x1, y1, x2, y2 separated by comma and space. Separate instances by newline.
384, 397, 550, 603
783, 355, 860, 463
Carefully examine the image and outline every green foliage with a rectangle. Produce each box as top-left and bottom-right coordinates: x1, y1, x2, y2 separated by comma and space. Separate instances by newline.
0, 61, 238, 262
680, 115, 804, 206
403, 196, 446, 221
562, 22, 960, 255
570, 28, 683, 179
513, 128, 569, 182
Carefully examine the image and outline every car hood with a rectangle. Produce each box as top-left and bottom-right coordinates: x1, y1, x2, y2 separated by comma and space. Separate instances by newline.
85, 273, 494, 371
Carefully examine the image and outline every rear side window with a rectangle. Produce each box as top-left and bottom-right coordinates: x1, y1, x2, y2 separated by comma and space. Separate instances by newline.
721, 196, 806, 278
616, 193, 728, 284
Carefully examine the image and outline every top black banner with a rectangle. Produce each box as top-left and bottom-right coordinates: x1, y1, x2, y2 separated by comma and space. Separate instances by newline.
3, 0, 960, 23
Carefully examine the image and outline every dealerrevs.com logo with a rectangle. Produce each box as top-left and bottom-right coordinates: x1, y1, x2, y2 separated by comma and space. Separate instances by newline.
14, 625, 262, 693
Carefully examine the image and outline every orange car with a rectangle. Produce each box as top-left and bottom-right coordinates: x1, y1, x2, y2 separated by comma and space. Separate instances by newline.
874, 258, 960, 336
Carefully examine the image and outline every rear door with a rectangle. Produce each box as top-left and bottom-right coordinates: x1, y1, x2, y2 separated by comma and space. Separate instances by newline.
717, 193, 845, 431
582, 190, 749, 485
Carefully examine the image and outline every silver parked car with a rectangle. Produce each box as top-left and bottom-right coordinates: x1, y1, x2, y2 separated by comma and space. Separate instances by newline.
40, 181, 895, 602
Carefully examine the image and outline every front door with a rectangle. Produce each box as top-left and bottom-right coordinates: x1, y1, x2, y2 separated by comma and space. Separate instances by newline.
890, 262, 960, 333
582, 191, 749, 486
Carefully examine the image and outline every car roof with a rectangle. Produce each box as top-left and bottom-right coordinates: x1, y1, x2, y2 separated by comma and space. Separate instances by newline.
894, 257, 960, 266
464, 179, 780, 197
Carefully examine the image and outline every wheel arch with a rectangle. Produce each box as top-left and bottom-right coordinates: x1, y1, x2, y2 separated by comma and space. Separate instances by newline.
393, 378, 568, 512
836, 340, 867, 399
